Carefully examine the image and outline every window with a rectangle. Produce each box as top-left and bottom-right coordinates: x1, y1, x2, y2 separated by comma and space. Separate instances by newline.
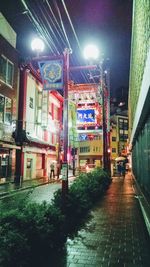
118, 118, 128, 141
124, 120, 128, 130
54, 105, 58, 120
5, 98, 12, 124
80, 146, 90, 153
0, 95, 12, 124
29, 97, 33, 109
0, 95, 5, 123
112, 136, 116, 142
0, 55, 14, 87
118, 118, 123, 129
112, 148, 116, 153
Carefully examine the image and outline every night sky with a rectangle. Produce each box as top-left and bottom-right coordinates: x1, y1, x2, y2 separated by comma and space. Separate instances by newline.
0, 0, 133, 95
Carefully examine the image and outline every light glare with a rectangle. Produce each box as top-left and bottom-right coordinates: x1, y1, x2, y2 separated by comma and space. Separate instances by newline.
31, 38, 45, 52
83, 44, 99, 60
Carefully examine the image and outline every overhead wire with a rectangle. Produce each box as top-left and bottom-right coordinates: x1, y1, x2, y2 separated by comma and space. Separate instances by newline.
38, 4, 63, 53
21, 0, 91, 83
53, 0, 72, 51
42, 5, 67, 49
60, 0, 81, 51
60, 0, 91, 83
21, 0, 57, 53
58, 0, 87, 82
45, 0, 67, 42
30, 1, 60, 54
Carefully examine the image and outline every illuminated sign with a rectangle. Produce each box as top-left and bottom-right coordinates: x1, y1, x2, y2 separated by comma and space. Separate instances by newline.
38, 59, 63, 90
77, 109, 95, 124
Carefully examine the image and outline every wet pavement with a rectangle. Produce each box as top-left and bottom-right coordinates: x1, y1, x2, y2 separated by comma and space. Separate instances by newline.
0, 172, 150, 266
0, 170, 75, 199
61, 173, 150, 267
28, 182, 61, 203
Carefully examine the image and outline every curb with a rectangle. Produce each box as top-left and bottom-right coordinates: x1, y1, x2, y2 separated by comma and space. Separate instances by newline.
0, 180, 60, 199
0, 176, 75, 200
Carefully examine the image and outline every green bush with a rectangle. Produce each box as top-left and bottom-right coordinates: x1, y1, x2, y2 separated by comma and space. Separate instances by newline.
0, 167, 111, 266
0, 203, 66, 266
52, 168, 111, 233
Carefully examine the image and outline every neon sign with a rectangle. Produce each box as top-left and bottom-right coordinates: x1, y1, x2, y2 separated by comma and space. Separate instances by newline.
77, 109, 95, 124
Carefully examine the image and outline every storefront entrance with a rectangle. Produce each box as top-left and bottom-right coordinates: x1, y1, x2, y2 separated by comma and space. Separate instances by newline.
0, 149, 10, 182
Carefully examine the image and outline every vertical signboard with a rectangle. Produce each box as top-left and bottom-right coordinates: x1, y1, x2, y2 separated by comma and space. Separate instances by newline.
38, 59, 64, 90
61, 163, 68, 180
41, 91, 48, 128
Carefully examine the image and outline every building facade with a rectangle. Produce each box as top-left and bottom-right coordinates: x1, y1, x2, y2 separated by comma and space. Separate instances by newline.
69, 83, 105, 169
129, 0, 150, 197
110, 112, 128, 174
0, 13, 20, 183
15, 64, 63, 183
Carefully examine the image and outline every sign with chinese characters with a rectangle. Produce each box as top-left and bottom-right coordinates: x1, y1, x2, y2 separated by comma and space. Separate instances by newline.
38, 59, 63, 90
77, 109, 95, 124
41, 91, 48, 128
61, 163, 68, 180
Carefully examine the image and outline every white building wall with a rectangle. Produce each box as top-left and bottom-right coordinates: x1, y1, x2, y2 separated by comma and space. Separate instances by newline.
26, 74, 36, 135
0, 12, 16, 48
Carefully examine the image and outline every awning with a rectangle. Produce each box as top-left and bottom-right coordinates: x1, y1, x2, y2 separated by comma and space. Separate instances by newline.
0, 143, 21, 150
26, 135, 55, 150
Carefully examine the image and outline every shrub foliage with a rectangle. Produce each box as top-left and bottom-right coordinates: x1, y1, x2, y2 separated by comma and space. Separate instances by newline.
0, 168, 111, 266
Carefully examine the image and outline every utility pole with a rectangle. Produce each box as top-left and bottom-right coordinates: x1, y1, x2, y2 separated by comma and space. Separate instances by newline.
62, 48, 70, 197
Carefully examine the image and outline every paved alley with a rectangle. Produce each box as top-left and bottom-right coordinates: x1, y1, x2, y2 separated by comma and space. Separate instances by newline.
60, 173, 150, 267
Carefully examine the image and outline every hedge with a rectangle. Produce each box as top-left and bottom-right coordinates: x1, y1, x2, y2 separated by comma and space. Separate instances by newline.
0, 168, 111, 267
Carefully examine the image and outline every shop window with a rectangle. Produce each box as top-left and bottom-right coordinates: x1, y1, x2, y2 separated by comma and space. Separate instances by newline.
0, 95, 12, 124
0, 55, 14, 87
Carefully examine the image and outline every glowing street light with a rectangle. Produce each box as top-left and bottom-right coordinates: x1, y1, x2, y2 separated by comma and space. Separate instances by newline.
31, 37, 45, 55
83, 44, 99, 60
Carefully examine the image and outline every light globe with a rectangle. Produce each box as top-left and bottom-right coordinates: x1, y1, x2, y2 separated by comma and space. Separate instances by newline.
83, 44, 99, 60
31, 38, 45, 52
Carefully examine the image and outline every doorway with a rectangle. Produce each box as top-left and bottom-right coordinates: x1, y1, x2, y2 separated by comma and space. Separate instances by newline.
26, 158, 33, 179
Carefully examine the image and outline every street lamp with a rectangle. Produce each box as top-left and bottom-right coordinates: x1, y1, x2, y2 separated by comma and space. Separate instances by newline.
31, 38, 45, 56
31, 38, 70, 196
83, 44, 108, 171
83, 44, 99, 60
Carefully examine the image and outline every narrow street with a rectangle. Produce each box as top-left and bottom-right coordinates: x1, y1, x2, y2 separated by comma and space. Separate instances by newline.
28, 182, 61, 203
0, 176, 75, 209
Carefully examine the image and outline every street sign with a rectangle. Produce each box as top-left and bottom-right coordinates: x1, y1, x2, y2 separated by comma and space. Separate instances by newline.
61, 163, 68, 181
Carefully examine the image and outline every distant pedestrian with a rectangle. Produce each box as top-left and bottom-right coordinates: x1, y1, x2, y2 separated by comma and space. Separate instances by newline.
117, 162, 122, 176
121, 162, 126, 177
50, 162, 55, 180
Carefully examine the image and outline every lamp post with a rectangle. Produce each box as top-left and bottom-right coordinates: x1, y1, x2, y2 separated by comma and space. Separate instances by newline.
61, 48, 70, 196
83, 44, 108, 171
31, 38, 70, 196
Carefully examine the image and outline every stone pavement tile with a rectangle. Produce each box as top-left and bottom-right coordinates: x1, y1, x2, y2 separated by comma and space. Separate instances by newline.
64, 175, 150, 267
